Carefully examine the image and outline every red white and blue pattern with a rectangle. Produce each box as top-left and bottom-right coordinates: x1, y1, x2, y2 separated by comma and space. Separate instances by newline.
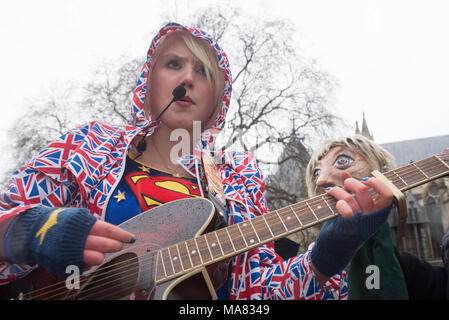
0, 23, 347, 299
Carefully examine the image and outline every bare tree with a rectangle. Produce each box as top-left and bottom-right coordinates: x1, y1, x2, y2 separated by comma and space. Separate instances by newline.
82, 55, 142, 126
170, 7, 339, 174
2, 84, 86, 186
1, 56, 141, 187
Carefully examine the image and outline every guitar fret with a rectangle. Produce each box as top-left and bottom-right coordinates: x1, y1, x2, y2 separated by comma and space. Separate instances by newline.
166, 247, 177, 275
261, 214, 275, 237
392, 169, 408, 188
248, 220, 261, 243
195, 236, 212, 263
224, 227, 237, 252
313, 198, 336, 220
278, 206, 301, 230
275, 210, 288, 232
412, 162, 429, 179
169, 245, 183, 274
203, 234, 214, 259
250, 215, 273, 242
305, 201, 319, 221
183, 241, 194, 270
227, 224, 247, 251
193, 238, 205, 265
297, 205, 318, 226
236, 223, 249, 247
156, 249, 167, 280
435, 155, 449, 171
162, 248, 174, 276
238, 221, 259, 247
288, 205, 303, 226
175, 244, 185, 271
265, 211, 287, 236
186, 239, 202, 267
215, 228, 234, 256
421, 157, 448, 178
322, 195, 337, 216
213, 231, 225, 256
205, 232, 222, 260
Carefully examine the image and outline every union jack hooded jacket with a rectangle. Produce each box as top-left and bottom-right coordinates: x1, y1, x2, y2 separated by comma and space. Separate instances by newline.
0, 23, 347, 299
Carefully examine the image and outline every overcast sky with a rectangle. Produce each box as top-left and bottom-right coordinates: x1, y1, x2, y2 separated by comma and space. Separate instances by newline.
1, 0, 448, 171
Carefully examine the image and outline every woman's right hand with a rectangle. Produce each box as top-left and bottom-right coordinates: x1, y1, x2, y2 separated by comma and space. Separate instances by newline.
83, 220, 135, 267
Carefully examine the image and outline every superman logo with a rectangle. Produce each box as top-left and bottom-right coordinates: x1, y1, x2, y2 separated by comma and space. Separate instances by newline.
125, 172, 201, 211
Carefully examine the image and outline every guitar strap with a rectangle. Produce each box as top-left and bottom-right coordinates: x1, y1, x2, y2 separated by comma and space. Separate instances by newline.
200, 151, 228, 229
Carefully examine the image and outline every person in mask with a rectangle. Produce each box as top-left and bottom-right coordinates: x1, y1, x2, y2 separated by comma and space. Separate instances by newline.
305, 134, 448, 299
0, 23, 392, 300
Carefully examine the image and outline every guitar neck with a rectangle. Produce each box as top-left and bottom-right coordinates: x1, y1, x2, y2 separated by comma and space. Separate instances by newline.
383, 155, 449, 192
154, 154, 449, 284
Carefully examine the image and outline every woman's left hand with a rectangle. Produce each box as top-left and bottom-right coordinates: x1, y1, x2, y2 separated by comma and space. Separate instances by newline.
326, 171, 393, 217
310, 171, 394, 278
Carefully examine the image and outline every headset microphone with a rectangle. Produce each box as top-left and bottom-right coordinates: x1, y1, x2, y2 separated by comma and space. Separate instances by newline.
136, 85, 186, 154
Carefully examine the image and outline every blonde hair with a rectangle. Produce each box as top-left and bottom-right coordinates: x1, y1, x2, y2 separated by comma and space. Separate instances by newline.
147, 30, 224, 127
305, 134, 397, 197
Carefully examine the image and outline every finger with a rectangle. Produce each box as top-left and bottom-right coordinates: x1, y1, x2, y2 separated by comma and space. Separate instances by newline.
335, 200, 355, 218
83, 249, 104, 267
362, 178, 394, 210
85, 235, 124, 253
343, 177, 375, 213
326, 186, 361, 217
89, 220, 136, 243
340, 171, 352, 184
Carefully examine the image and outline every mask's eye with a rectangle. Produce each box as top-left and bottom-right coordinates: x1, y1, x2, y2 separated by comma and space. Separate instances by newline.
312, 167, 321, 179
334, 154, 354, 168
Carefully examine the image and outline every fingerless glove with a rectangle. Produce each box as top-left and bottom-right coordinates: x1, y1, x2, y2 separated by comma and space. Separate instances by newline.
311, 204, 392, 277
3, 207, 97, 278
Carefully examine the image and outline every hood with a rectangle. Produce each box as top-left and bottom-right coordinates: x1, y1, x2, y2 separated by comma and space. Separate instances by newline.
128, 22, 232, 154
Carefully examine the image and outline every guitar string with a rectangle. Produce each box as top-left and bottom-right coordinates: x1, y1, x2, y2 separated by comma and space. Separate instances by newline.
26, 156, 449, 299
394, 154, 448, 179
35, 196, 324, 294
26, 190, 335, 298
386, 157, 449, 189
20, 154, 449, 299
386, 157, 442, 183
28, 194, 336, 299
42, 208, 322, 299
20, 160, 440, 300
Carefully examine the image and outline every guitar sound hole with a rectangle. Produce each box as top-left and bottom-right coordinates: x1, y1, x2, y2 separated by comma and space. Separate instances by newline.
76, 252, 139, 300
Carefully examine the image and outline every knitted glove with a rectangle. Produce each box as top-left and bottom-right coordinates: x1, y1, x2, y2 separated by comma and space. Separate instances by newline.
311, 204, 392, 277
3, 207, 97, 278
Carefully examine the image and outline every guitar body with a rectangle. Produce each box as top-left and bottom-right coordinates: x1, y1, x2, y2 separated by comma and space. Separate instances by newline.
82, 197, 231, 300
1, 198, 228, 300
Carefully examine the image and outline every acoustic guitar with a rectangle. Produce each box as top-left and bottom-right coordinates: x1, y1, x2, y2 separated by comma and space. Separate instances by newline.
2, 154, 449, 300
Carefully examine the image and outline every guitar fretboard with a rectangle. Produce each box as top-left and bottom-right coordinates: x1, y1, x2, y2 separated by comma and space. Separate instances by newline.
154, 154, 449, 284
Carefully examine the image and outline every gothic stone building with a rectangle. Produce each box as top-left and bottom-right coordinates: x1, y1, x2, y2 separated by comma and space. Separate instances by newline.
381, 134, 449, 264
358, 114, 449, 264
